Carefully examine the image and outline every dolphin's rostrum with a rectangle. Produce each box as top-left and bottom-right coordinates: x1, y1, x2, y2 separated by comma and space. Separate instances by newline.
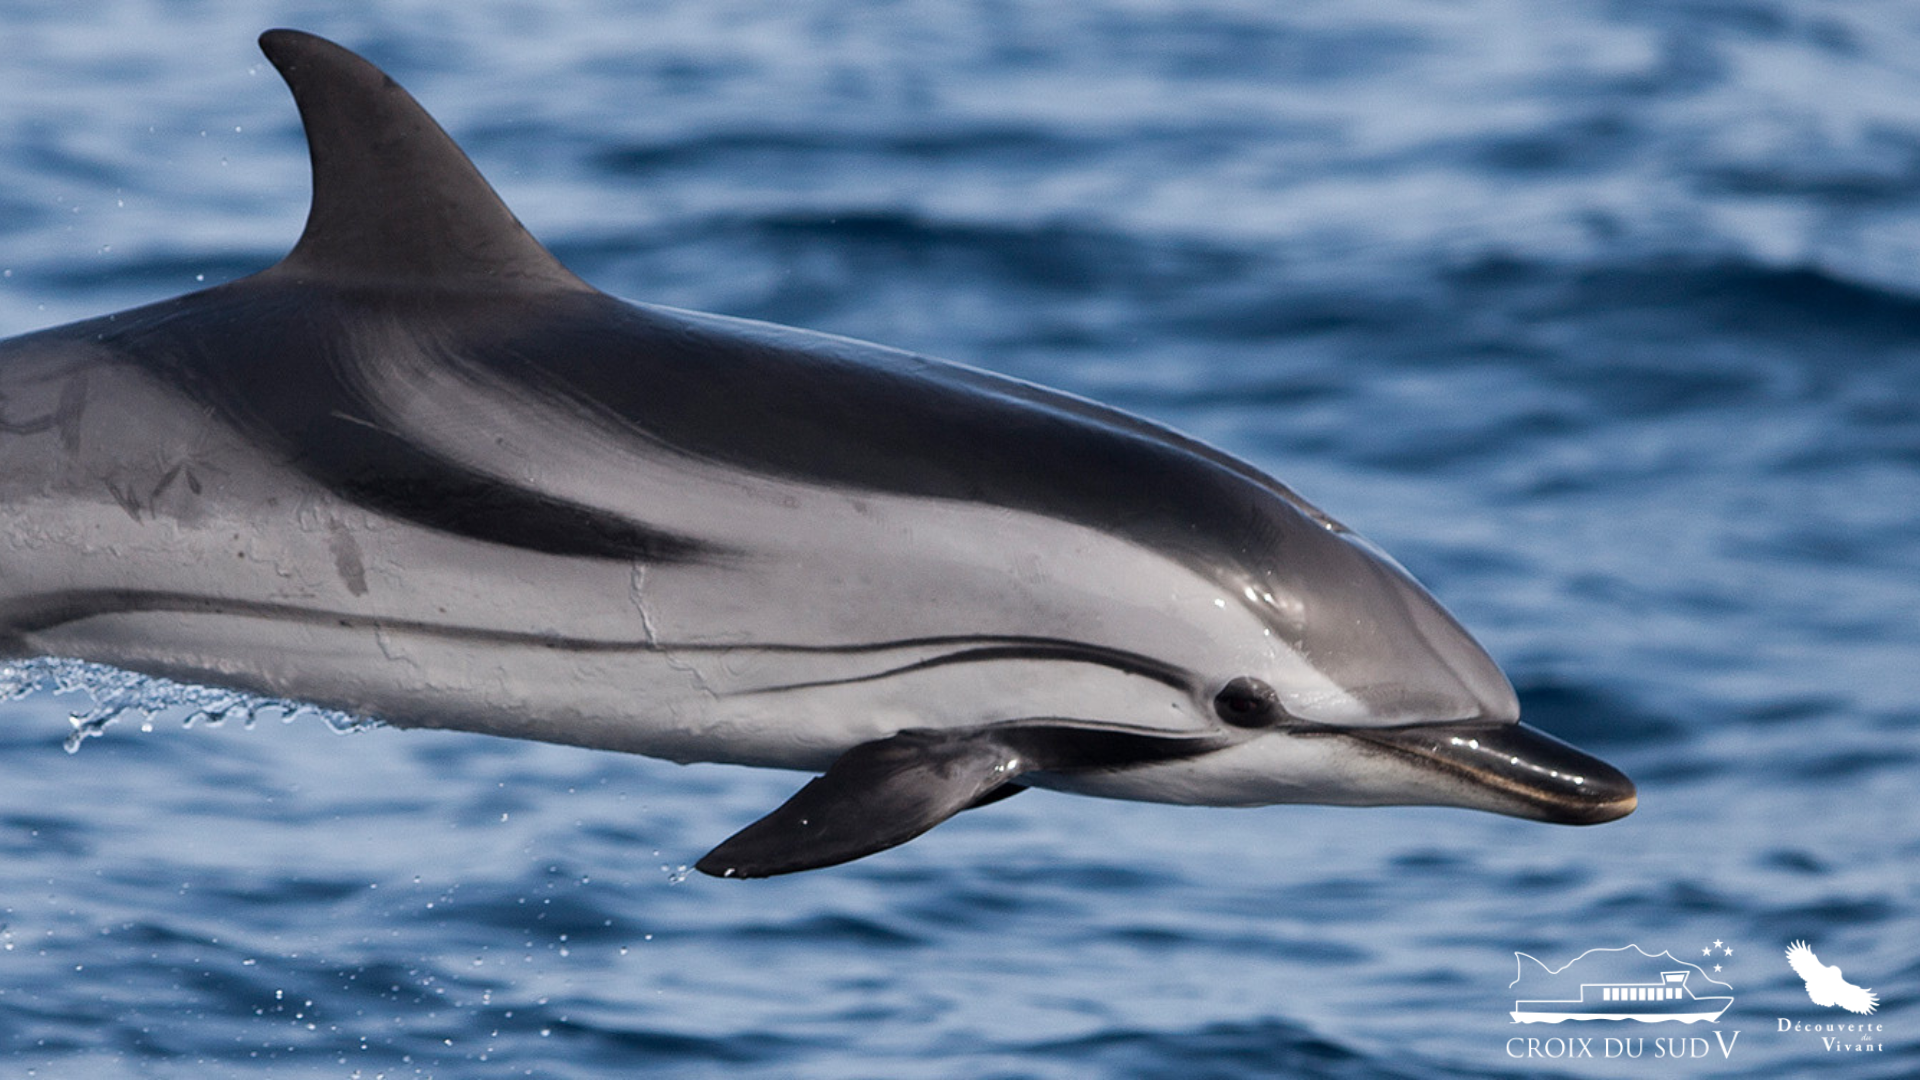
0, 31, 1634, 878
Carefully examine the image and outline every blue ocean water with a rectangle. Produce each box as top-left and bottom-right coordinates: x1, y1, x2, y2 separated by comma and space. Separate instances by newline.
0, 1, 1916, 1077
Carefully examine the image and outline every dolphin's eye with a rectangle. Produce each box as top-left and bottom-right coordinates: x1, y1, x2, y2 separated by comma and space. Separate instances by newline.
1214, 677, 1280, 727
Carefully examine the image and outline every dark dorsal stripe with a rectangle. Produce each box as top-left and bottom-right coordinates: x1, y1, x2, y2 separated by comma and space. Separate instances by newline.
94, 288, 717, 565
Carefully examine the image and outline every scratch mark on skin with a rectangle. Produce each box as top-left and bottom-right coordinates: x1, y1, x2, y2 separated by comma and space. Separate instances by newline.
104, 479, 143, 522
627, 562, 660, 648
327, 409, 403, 438
0, 373, 88, 450
0, 404, 58, 436
630, 561, 719, 698
149, 463, 183, 503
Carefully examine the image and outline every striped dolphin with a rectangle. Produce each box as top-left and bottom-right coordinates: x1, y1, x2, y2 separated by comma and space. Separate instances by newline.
0, 30, 1633, 878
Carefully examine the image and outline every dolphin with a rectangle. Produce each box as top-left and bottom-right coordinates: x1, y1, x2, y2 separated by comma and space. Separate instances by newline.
0, 30, 1633, 878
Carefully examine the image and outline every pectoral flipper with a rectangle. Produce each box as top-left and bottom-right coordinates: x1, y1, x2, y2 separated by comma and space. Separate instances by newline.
696, 722, 1220, 878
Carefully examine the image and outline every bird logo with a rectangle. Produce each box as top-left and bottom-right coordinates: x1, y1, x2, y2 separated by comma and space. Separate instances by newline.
1785, 941, 1878, 1015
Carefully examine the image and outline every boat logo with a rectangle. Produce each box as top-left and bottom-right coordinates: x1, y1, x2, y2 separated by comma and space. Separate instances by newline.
1510, 943, 1735, 1024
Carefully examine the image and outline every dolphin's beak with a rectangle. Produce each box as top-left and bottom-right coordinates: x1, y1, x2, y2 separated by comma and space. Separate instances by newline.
1338, 720, 1636, 825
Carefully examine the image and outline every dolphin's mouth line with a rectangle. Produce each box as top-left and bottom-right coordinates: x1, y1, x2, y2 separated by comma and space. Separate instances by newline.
1289, 719, 1637, 824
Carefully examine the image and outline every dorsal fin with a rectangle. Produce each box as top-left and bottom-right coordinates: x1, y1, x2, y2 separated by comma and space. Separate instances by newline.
256, 29, 589, 292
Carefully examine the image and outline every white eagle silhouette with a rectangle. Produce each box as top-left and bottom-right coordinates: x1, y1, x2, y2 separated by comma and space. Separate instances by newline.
1785, 941, 1878, 1015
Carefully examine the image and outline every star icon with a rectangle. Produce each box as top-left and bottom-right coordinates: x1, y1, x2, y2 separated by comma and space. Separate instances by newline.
1714, 964, 1723, 972
1713, 940, 1724, 948
1703, 946, 1713, 956
1722, 945, 1733, 957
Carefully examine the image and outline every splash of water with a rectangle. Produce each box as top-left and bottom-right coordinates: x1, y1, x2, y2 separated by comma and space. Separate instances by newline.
0, 658, 383, 752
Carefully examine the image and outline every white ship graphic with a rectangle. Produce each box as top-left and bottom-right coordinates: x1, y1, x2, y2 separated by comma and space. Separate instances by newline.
1513, 968, 1734, 1024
